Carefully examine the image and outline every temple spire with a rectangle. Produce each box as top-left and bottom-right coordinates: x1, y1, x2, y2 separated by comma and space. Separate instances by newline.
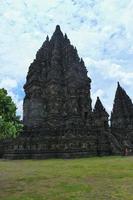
93, 97, 109, 117
46, 35, 49, 41
93, 97, 109, 134
24, 25, 92, 130
111, 82, 133, 128
64, 33, 68, 39
117, 81, 120, 87
55, 25, 61, 31
51, 25, 64, 41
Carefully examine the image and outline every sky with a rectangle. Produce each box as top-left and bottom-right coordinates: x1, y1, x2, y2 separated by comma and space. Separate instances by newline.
0, 0, 133, 117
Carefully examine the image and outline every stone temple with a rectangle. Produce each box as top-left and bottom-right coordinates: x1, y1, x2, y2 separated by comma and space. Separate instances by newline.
23, 25, 92, 132
0, 25, 133, 159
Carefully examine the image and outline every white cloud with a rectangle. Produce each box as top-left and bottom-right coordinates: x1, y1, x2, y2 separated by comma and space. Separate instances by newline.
0, 78, 17, 90
85, 57, 133, 86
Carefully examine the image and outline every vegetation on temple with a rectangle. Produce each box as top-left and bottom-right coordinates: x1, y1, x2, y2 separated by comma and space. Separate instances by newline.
0, 88, 22, 139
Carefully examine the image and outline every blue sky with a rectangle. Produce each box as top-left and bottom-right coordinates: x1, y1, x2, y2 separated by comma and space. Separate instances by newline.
0, 0, 133, 117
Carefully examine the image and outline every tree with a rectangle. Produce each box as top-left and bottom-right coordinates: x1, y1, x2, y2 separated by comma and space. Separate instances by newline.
0, 88, 23, 139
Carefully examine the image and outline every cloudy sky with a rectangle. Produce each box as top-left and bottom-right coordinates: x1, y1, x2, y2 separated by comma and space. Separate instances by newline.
0, 0, 133, 117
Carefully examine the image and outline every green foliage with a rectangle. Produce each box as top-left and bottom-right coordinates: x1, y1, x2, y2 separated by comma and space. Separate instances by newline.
0, 88, 23, 139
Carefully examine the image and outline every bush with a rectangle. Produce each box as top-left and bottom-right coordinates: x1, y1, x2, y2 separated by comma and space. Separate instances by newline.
0, 88, 23, 139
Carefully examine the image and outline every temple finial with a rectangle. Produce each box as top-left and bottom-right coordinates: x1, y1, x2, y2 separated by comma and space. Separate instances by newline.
64, 33, 68, 39
55, 25, 61, 31
117, 81, 120, 87
46, 35, 49, 41
51, 25, 64, 41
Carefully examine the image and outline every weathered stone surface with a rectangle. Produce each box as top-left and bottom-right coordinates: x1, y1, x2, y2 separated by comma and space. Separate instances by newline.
2, 129, 98, 159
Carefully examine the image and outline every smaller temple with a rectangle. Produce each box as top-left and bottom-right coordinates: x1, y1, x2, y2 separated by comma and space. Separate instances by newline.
93, 97, 109, 129
111, 82, 133, 155
111, 82, 133, 129
93, 97, 112, 156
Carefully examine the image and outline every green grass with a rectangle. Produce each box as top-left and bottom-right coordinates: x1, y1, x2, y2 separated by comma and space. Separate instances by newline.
0, 156, 133, 200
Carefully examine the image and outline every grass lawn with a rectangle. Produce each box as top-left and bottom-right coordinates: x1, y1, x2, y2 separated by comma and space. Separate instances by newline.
0, 156, 133, 200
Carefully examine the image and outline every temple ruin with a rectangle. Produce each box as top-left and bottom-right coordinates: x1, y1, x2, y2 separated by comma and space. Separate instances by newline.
0, 25, 133, 159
